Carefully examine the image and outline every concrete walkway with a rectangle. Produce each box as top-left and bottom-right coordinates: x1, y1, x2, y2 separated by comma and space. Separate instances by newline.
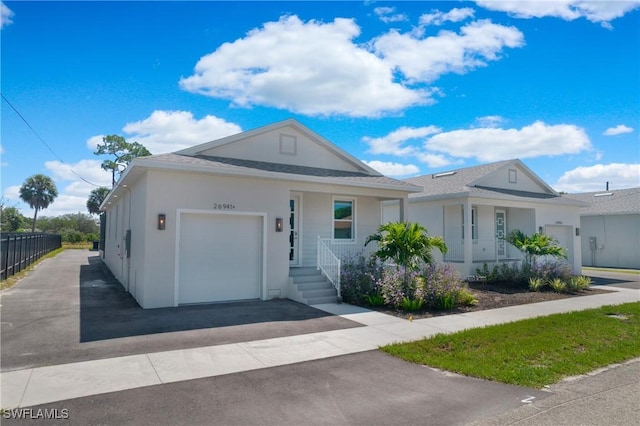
2, 284, 638, 409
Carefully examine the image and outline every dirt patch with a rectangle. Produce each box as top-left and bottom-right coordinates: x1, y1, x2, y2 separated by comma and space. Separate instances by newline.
369, 282, 613, 320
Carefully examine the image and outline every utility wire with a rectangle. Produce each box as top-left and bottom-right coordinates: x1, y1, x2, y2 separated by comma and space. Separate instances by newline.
1, 92, 101, 187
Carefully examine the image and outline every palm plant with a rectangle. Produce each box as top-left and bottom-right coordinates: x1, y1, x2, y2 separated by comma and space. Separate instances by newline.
365, 221, 447, 284
506, 229, 567, 268
19, 174, 58, 232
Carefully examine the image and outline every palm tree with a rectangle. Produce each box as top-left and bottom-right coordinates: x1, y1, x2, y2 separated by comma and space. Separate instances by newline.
19, 174, 58, 232
365, 221, 447, 283
506, 229, 567, 268
86, 186, 110, 215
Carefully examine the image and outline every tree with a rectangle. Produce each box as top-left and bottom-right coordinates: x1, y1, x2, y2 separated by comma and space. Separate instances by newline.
0, 203, 27, 232
86, 186, 110, 215
19, 174, 58, 232
506, 229, 567, 268
365, 221, 447, 283
94, 135, 151, 186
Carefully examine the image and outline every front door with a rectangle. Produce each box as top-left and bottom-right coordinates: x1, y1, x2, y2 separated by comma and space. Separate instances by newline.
495, 209, 507, 259
289, 194, 301, 266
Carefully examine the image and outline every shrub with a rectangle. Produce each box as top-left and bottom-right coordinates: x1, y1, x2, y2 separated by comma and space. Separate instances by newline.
456, 288, 478, 306
340, 253, 383, 305
62, 229, 85, 243
435, 294, 456, 310
364, 292, 385, 306
548, 278, 567, 293
528, 277, 545, 292
377, 268, 412, 308
400, 297, 424, 312
532, 260, 573, 282
421, 263, 467, 308
568, 275, 592, 292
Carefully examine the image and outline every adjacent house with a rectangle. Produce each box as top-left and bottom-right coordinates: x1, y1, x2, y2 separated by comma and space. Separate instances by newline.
564, 187, 640, 270
384, 159, 587, 277
100, 119, 420, 308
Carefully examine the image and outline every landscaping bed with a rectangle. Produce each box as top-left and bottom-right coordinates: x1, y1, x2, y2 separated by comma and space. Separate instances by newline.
368, 280, 612, 320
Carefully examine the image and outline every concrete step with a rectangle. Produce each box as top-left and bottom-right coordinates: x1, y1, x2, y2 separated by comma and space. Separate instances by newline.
289, 267, 321, 277
301, 287, 336, 299
290, 274, 327, 284
307, 295, 339, 305
296, 281, 333, 291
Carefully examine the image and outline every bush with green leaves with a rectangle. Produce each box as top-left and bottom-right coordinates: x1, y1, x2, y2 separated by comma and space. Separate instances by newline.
400, 297, 424, 312
364, 292, 385, 306
568, 275, 592, 292
548, 278, 567, 293
528, 277, 545, 292
339, 253, 383, 305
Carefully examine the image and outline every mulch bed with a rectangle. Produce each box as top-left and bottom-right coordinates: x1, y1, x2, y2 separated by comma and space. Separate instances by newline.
369, 281, 613, 320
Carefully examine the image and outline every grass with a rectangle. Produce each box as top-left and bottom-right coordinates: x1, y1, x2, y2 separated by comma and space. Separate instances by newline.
0, 247, 66, 291
62, 241, 93, 250
381, 302, 640, 388
582, 267, 639, 275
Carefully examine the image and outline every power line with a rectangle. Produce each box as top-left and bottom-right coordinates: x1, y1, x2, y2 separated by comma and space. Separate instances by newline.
1, 92, 101, 187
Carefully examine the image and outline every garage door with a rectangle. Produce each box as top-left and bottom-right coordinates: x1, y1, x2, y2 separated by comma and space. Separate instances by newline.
178, 212, 263, 304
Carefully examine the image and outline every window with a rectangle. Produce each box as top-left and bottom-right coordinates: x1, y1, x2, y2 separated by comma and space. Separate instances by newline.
509, 169, 517, 183
333, 199, 354, 239
462, 206, 477, 240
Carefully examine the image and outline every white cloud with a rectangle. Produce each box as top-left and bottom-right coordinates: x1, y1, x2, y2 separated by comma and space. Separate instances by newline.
603, 124, 634, 136
362, 126, 441, 156
180, 15, 523, 117
424, 121, 592, 162
1, 2, 14, 30
374, 7, 408, 23
3, 185, 20, 201
475, 115, 504, 128
180, 15, 425, 118
475, 1, 640, 28
419, 8, 475, 26
374, 19, 524, 83
363, 160, 420, 177
555, 163, 640, 192
415, 152, 460, 168
122, 110, 242, 154
86, 135, 104, 152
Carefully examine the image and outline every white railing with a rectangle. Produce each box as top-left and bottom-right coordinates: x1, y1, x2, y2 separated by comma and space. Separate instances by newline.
317, 237, 341, 299
444, 238, 524, 263
316, 237, 378, 300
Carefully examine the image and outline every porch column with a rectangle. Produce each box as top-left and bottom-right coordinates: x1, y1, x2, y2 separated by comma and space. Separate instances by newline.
463, 200, 473, 277
399, 197, 409, 222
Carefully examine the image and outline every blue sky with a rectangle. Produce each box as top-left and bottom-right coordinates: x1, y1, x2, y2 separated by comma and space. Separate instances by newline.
2, 1, 639, 217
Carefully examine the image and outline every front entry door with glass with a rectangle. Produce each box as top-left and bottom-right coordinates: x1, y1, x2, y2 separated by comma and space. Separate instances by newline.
289, 195, 300, 266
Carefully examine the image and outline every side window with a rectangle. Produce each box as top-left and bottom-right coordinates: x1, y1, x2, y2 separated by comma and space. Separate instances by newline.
462, 206, 477, 240
333, 199, 354, 239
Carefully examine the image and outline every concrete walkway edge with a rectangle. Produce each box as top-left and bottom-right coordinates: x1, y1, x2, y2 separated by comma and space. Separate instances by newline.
2, 286, 638, 408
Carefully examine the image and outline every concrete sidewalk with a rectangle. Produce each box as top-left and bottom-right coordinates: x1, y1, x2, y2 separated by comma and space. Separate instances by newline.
2, 285, 638, 409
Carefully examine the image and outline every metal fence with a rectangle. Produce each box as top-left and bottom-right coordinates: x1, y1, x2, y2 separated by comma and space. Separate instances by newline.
0, 233, 62, 280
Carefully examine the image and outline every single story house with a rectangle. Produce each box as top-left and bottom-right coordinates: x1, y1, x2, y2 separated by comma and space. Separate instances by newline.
564, 187, 640, 270
384, 159, 587, 277
100, 119, 420, 308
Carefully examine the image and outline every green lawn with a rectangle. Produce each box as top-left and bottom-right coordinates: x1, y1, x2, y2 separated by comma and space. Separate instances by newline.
381, 302, 640, 388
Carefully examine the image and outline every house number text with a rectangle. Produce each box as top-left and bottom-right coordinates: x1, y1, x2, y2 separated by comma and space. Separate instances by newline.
213, 203, 236, 210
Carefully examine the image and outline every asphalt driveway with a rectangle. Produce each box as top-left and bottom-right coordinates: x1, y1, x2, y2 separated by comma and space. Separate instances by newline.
0, 250, 360, 371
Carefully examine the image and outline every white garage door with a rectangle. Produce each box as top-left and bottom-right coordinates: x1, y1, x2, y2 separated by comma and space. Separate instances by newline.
178, 212, 262, 304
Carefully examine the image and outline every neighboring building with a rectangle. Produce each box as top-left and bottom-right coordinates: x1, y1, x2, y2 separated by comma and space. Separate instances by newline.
100, 119, 420, 308
564, 188, 640, 270
384, 159, 587, 277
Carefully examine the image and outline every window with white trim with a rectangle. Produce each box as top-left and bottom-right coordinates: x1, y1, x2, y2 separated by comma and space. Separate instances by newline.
333, 199, 354, 239
462, 206, 477, 240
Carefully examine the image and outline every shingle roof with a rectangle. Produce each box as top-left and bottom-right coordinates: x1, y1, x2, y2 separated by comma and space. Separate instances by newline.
564, 188, 640, 215
404, 160, 515, 197
136, 153, 420, 190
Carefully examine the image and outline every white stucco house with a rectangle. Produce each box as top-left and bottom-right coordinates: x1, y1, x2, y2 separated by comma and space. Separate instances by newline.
564, 187, 640, 270
100, 119, 420, 308
384, 159, 587, 277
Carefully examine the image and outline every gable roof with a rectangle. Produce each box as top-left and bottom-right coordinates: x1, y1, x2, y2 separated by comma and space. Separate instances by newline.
404, 159, 584, 206
564, 187, 640, 215
101, 119, 421, 209
176, 118, 381, 176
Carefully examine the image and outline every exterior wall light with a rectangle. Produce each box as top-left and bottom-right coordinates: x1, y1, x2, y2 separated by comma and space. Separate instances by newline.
576, 228, 580, 236
538, 226, 544, 233
158, 214, 166, 230
275, 217, 283, 232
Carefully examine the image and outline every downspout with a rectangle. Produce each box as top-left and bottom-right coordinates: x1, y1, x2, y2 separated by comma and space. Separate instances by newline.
121, 185, 132, 292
